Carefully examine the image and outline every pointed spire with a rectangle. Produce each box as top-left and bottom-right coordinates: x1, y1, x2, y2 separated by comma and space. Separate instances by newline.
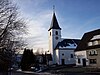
48, 7, 61, 31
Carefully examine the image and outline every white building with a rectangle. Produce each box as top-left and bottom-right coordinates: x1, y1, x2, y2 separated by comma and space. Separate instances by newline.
48, 12, 80, 65
75, 51, 89, 67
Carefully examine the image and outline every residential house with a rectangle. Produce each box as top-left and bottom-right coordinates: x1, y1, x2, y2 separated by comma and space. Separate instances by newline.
75, 29, 100, 67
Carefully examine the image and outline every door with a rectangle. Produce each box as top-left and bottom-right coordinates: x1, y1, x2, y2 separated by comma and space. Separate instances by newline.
82, 59, 86, 67
61, 59, 65, 65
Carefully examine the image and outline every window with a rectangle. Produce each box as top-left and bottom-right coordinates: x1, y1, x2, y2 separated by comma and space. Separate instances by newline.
89, 51, 92, 55
89, 50, 98, 56
88, 42, 92, 46
55, 31, 58, 35
98, 40, 100, 44
94, 50, 97, 55
71, 54, 73, 58
93, 40, 98, 45
78, 58, 81, 63
50, 32, 51, 36
55, 37, 58, 40
62, 53, 64, 56
89, 59, 97, 64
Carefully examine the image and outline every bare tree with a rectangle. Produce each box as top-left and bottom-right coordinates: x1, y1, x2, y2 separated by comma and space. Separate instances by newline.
0, 0, 27, 70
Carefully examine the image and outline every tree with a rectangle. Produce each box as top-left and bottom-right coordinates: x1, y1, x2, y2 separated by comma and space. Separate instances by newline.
42, 53, 47, 65
0, 0, 27, 48
0, 0, 27, 71
20, 49, 35, 71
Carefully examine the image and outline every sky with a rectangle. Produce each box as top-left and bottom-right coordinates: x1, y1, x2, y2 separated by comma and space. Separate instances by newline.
13, 0, 100, 51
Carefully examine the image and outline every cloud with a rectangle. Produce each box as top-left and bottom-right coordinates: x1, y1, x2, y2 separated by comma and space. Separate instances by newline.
12, 0, 52, 50
24, 10, 52, 50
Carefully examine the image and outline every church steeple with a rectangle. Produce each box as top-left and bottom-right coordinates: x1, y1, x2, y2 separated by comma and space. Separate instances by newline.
48, 12, 61, 31
48, 7, 62, 64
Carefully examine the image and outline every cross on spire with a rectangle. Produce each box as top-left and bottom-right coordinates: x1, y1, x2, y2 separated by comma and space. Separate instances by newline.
53, 5, 55, 13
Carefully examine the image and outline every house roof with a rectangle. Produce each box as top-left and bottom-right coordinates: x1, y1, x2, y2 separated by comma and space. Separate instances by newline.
55, 39, 80, 49
75, 29, 100, 51
48, 13, 61, 31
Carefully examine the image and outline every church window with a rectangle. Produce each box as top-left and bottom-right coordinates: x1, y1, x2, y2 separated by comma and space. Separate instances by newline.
71, 54, 73, 58
50, 32, 51, 36
56, 31, 58, 35
62, 53, 64, 56
56, 37, 58, 40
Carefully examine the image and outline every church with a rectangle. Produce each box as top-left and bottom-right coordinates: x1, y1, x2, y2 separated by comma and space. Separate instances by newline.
48, 12, 80, 65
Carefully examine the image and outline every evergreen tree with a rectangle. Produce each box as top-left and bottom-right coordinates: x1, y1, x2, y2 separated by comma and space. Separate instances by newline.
42, 53, 47, 65
20, 49, 35, 71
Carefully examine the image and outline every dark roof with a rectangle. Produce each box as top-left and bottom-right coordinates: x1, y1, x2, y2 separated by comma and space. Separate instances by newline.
48, 13, 61, 31
55, 39, 80, 49
75, 29, 100, 51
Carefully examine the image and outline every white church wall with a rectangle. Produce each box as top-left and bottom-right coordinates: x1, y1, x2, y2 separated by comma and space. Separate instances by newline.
55, 49, 60, 64
75, 51, 89, 66
58, 49, 75, 65
49, 29, 61, 64
49, 29, 61, 54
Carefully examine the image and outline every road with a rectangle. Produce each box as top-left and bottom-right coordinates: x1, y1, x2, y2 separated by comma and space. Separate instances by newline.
6, 71, 100, 75
9, 71, 52, 75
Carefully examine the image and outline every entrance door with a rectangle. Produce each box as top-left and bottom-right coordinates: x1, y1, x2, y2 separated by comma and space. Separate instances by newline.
82, 59, 86, 67
61, 59, 65, 65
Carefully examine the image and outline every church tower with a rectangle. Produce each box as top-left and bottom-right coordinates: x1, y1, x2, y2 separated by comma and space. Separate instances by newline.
48, 12, 61, 64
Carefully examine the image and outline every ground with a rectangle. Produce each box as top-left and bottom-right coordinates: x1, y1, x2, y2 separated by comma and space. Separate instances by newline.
8, 71, 100, 75
17, 67, 100, 75
1, 66, 100, 75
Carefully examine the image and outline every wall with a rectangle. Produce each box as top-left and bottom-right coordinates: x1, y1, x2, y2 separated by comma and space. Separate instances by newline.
48, 29, 61, 64
75, 51, 89, 66
87, 48, 100, 67
56, 49, 75, 65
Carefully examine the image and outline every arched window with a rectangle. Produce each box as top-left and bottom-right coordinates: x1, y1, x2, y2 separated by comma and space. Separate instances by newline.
94, 50, 97, 55
55, 37, 58, 40
55, 31, 58, 35
89, 50, 98, 56
89, 51, 92, 55
50, 32, 51, 36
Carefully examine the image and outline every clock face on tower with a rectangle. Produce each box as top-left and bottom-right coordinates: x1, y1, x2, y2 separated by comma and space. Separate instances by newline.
55, 37, 58, 40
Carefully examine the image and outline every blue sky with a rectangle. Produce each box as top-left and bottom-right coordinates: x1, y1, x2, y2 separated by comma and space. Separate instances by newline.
13, 0, 100, 50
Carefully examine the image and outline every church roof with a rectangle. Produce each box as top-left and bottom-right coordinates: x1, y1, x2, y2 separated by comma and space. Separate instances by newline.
48, 13, 61, 31
55, 39, 80, 49
75, 29, 100, 51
